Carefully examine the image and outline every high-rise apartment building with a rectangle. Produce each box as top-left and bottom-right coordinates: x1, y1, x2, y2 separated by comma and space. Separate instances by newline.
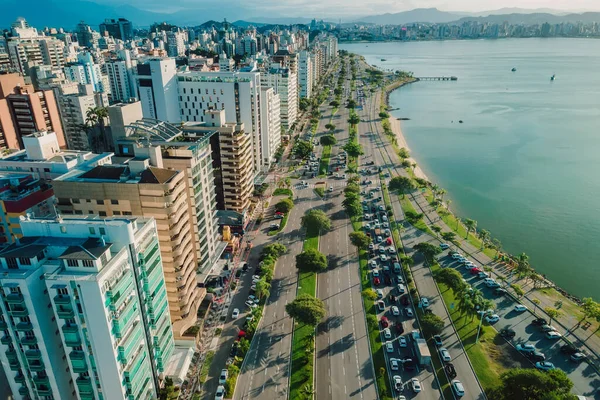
99, 18, 134, 41
0, 216, 174, 400
176, 70, 263, 173
135, 58, 180, 123
0, 73, 65, 149
166, 30, 186, 57
52, 142, 210, 339
105, 60, 135, 103
183, 110, 254, 215
261, 65, 298, 130
298, 50, 313, 99
64, 52, 106, 94
259, 87, 281, 166
75, 21, 97, 48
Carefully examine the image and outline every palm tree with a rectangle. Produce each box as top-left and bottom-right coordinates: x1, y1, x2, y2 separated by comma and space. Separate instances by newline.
532, 299, 541, 314
477, 229, 491, 250
411, 162, 417, 173
491, 238, 502, 257
545, 307, 562, 326
437, 189, 447, 202
85, 106, 109, 153
255, 279, 271, 300
516, 252, 530, 276
464, 218, 477, 239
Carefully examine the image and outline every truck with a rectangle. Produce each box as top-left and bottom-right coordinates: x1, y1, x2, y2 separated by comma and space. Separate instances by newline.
374, 228, 382, 237
414, 338, 431, 365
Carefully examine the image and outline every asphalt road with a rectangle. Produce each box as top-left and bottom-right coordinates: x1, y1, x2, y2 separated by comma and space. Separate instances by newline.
438, 253, 600, 399
314, 60, 378, 400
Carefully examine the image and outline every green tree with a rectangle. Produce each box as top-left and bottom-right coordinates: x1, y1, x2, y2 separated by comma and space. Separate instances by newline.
545, 307, 562, 326
441, 231, 456, 242
325, 123, 336, 132
299, 98, 311, 111
401, 159, 412, 169
349, 231, 372, 250
362, 288, 378, 301
388, 176, 416, 197
159, 377, 178, 400
255, 278, 271, 300
346, 99, 357, 109
413, 242, 442, 262
344, 183, 360, 197
487, 368, 575, 400
431, 225, 442, 235
464, 218, 477, 239
85, 106, 109, 153
286, 294, 326, 326
532, 299, 541, 314
301, 209, 331, 232
275, 198, 294, 214
320, 135, 337, 146
342, 141, 364, 157
398, 147, 410, 159
516, 252, 532, 276
436, 268, 465, 292
511, 284, 525, 298
296, 249, 328, 273
436, 188, 447, 202
293, 140, 313, 159
421, 312, 445, 337
580, 297, 600, 322
342, 197, 362, 216
329, 100, 340, 108
378, 111, 389, 118
238, 337, 250, 357
347, 113, 360, 126
478, 229, 491, 250
261, 243, 287, 259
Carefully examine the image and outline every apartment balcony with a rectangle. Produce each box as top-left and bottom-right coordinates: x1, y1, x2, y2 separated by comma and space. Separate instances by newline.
64, 336, 81, 347
9, 361, 20, 371
15, 322, 33, 331
14, 374, 25, 383
33, 375, 49, 385
69, 350, 85, 361
72, 361, 88, 373
18, 386, 29, 396
29, 361, 45, 371
6, 293, 24, 304
76, 377, 93, 394
54, 294, 71, 304
0, 321, 7, 330
9, 308, 28, 317
1, 335, 10, 345
36, 387, 52, 396
62, 324, 78, 334
20, 336, 37, 346
25, 349, 41, 360
56, 308, 74, 319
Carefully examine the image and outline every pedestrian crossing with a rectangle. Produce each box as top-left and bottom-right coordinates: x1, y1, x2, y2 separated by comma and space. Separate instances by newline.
294, 178, 383, 189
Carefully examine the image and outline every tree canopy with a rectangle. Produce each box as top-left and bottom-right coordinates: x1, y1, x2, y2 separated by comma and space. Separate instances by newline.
349, 231, 372, 250
347, 114, 360, 126
296, 249, 328, 272
441, 231, 457, 242
342, 141, 364, 157
436, 268, 465, 292
413, 242, 442, 261
286, 294, 326, 326
398, 147, 410, 159
320, 135, 337, 146
261, 243, 287, 260
301, 209, 331, 232
388, 176, 416, 197
293, 140, 313, 159
487, 368, 575, 400
421, 312, 445, 337
275, 198, 294, 214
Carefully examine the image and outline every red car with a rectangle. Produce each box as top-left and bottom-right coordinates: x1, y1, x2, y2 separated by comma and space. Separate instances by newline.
386, 238, 393, 245
470, 267, 482, 275
373, 277, 381, 286
395, 322, 404, 334
275, 211, 284, 215
380, 316, 389, 328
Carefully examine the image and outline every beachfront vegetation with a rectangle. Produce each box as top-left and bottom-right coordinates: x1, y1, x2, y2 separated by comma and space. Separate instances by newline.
389, 176, 416, 197
398, 147, 410, 159
487, 368, 575, 400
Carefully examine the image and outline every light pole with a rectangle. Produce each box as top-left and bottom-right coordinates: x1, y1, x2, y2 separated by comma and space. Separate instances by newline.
475, 310, 485, 344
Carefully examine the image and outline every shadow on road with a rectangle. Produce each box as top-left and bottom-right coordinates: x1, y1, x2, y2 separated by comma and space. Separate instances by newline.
318, 333, 355, 358
317, 315, 346, 335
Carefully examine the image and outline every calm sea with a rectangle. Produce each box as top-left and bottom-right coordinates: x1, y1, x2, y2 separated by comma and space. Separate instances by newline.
341, 38, 600, 300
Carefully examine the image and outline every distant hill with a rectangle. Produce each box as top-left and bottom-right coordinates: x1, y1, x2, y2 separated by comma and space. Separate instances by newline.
465, 7, 572, 17
356, 8, 462, 25
453, 11, 600, 25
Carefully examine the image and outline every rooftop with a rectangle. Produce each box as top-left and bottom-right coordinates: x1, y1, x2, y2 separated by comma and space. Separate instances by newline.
57, 164, 179, 185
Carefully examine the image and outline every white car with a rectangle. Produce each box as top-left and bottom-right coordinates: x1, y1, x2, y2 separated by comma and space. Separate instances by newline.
390, 358, 400, 371
485, 314, 500, 323
535, 361, 555, 371
252, 275, 261, 281
376, 289, 384, 298
546, 331, 562, 340
380, 254, 388, 262
439, 347, 451, 362
405, 307, 414, 317
385, 341, 394, 353
377, 301, 385, 312
391, 306, 400, 316
411, 377, 422, 393
399, 336, 407, 347
420, 297, 429, 308
388, 247, 396, 254
478, 271, 490, 278
440, 243, 450, 250
516, 344, 536, 353
452, 379, 465, 397
245, 300, 258, 309
219, 369, 228, 384
372, 269, 380, 277
514, 304, 528, 313
451, 253, 462, 260
329, 186, 333, 192
231, 308, 240, 319
369, 260, 377, 269
383, 328, 392, 339
215, 385, 226, 400
393, 375, 403, 392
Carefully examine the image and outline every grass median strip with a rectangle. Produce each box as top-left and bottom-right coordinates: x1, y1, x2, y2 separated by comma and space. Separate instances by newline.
318, 145, 331, 176
289, 225, 319, 400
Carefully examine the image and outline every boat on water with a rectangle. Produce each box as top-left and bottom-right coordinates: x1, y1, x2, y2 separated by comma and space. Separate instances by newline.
381, 58, 386, 61
511, 67, 517, 72
551, 74, 556, 81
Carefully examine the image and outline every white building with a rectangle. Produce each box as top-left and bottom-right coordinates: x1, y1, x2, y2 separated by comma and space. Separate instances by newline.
0, 216, 175, 400
176, 70, 263, 174
261, 66, 298, 130
0, 131, 113, 180
64, 52, 106, 93
135, 58, 180, 123
260, 87, 281, 166
298, 50, 313, 99
105, 61, 135, 103
166, 31, 186, 57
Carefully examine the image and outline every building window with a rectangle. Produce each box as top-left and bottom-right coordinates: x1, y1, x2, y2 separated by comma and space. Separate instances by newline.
72, 199, 80, 204
82, 260, 94, 268
74, 210, 83, 215
18, 258, 31, 266
183, 88, 186, 94
89, 228, 95, 235
96, 200, 103, 205
99, 228, 105, 235
67, 259, 78, 267
110, 200, 118, 205
57, 288, 68, 295
99, 211, 106, 217
123, 211, 132, 216
6, 258, 18, 269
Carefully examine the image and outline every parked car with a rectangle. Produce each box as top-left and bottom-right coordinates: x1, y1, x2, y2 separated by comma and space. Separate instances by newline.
393, 375, 403, 392
535, 361, 555, 371
499, 328, 516, 338
215, 385, 226, 400
571, 352, 586, 362
391, 306, 400, 316
420, 297, 430, 307
541, 324, 557, 332
517, 344, 537, 353
219, 369, 228, 384
514, 304, 528, 313
373, 277, 381, 286
385, 341, 394, 353
399, 336, 407, 347
452, 380, 465, 397
433, 335, 443, 346
405, 307, 414, 317
231, 308, 240, 319
440, 243, 450, 250
377, 300, 385, 312
410, 378, 422, 393
528, 351, 546, 362
383, 328, 392, 339
532, 318, 548, 326
380, 316, 389, 328
445, 363, 457, 378
485, 314, 500, 323
545, 331, 562, 340
390, 358, 400, 371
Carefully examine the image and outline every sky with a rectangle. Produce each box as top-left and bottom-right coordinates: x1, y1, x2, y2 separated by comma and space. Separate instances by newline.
95, 0, 600, 18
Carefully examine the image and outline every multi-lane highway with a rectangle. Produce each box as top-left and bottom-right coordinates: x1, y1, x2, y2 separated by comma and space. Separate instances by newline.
314, 58, 377, 400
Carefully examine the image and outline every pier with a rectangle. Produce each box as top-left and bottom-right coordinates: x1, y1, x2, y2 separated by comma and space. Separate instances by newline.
416, 76, 458, 81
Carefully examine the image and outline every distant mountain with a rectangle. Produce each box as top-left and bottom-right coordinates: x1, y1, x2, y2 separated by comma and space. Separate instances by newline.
356, 8, 464, 25
465, 8, 573, 17
453, 11, 600, 25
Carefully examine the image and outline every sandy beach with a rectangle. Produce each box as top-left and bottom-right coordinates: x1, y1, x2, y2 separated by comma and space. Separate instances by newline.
388, 106, 429, 181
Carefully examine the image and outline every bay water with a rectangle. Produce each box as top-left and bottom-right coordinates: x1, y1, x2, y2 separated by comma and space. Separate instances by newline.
341, 38, 600, 299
